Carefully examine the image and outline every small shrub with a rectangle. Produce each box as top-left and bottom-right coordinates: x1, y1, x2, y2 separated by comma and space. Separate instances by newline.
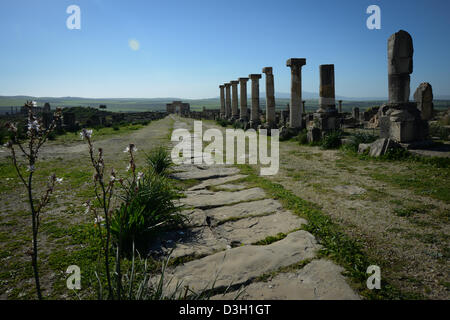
296, 129, 308, 145
146, 146, 172, 175
232, 121, 243, 129
215, 119, 229, 127
342, 132, 378, 152
321, 130, 343, 149
111, 172, 184, 252
113, 125, 120, 131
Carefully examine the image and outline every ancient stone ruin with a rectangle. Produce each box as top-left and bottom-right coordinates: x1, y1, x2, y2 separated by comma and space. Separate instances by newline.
166, 101, 190, 116
378, 30, 429, 146
174, 29, 437, 157
414, 82, 434, 121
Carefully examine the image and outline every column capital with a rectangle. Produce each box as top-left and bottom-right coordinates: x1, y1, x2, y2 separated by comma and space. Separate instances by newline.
262, 67, 272, 74
230, 80, 239, 85
219, 85, 225, 89
286, 58, 306, 68
238, 77, 249, 82
224, 83, 231, 88
249, 74, 262, 80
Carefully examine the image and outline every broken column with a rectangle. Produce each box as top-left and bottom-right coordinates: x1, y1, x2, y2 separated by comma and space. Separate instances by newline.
414, 82, 433, 120
219, 85, 225, 118
238, 77, 249, 122
230, 80, 239, 120
352, 107, 360, 120
286, 58, 306, 129
249, 74, 262, 128
379, 30, 429, 144
388, 31, 413, 103
338, 100, 343, 113
318, 64, 336, 113
311, 64, 338, 132
262, 67, 276, 128
224, 83, 232, 119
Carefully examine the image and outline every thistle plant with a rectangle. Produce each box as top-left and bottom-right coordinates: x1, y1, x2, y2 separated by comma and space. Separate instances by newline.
3, 101, 63, 300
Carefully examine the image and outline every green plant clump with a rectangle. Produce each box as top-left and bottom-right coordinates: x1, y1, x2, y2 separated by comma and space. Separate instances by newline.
111, 171, 185, 253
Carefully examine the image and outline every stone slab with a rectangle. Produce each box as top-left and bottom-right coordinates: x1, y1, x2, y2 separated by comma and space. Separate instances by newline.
172, 167, 240, 181
188, 174, 248, 191
213, 259, 360, 300
214, 211, 307, 245
180, 188, 266, 209
157, 231, 320, 293
204, 199, 284, 225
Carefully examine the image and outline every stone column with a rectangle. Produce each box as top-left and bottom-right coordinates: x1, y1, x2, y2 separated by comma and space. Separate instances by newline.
318, 64, 336, 113
219, 85, 225, 118
286, 58, 306, 128
414, 82, 433, 120
302, 101, 306, 114
388, 30, 413, 103
238, 77, 249, 121
230, 80, 239, 120
224, 83, 232, 119
249, 74, 262, 126
352, 107, 360, 120
338, 100, 343, 113
262, 67, 276, 127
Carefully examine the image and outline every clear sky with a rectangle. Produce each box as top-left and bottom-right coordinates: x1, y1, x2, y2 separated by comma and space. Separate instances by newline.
0, 0, 449, 99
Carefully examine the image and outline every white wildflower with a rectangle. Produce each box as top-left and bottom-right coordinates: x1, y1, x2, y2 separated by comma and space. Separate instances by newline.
80, 129, 93, 140
27, 165, 35, 172
137, 172, 144, 180
123, 146, 130, 153
28, 120, 40, 132
126, 164, 131, 172
31, 101, 37, 107
55, 177, 63, 184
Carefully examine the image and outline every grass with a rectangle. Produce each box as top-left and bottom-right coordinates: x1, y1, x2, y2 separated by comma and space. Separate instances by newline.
54, 123, 146, 144
338, 150, 450, 204
369, 166, 450, 204
235, 164, 421, 300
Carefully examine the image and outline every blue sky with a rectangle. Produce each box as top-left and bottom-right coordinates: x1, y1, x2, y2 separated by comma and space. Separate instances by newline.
0, 0, 449, 99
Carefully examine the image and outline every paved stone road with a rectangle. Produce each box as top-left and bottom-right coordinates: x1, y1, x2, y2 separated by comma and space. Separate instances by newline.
151, 117, 360, 300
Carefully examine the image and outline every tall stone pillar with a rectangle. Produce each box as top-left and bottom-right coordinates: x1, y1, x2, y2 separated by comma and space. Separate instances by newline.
338, 100, 343, 113
238, 77, 249, 121
302, 101, 306, 114
219, 85, 225, 118
224, 83, 232, 119
262, 67, 276, 127
379, 30, 428, 144
286, 58, 306, 129
230, 80, 239, 120
318, 64, 336, 113
249, 74, 262, 127
388, 30, 413, 103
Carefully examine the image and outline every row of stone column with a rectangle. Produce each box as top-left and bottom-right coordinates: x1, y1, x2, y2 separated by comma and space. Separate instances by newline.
219, 59, 344, 130
219, 74, 262, 127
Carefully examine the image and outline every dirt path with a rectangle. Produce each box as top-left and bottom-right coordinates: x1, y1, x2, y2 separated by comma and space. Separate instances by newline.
151, 117, 360, 299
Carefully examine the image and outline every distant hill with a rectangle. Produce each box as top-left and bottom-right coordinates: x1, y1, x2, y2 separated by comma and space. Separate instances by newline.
0, 95, 448, 115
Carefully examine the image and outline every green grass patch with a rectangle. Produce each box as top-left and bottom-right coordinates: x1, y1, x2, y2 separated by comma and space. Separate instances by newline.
235, 164, 421, 300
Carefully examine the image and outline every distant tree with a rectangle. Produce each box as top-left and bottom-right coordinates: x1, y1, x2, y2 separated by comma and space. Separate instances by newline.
99, 105, 107, 109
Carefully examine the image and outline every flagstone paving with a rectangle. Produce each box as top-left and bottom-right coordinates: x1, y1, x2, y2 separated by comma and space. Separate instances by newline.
153, 118, 360, 300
